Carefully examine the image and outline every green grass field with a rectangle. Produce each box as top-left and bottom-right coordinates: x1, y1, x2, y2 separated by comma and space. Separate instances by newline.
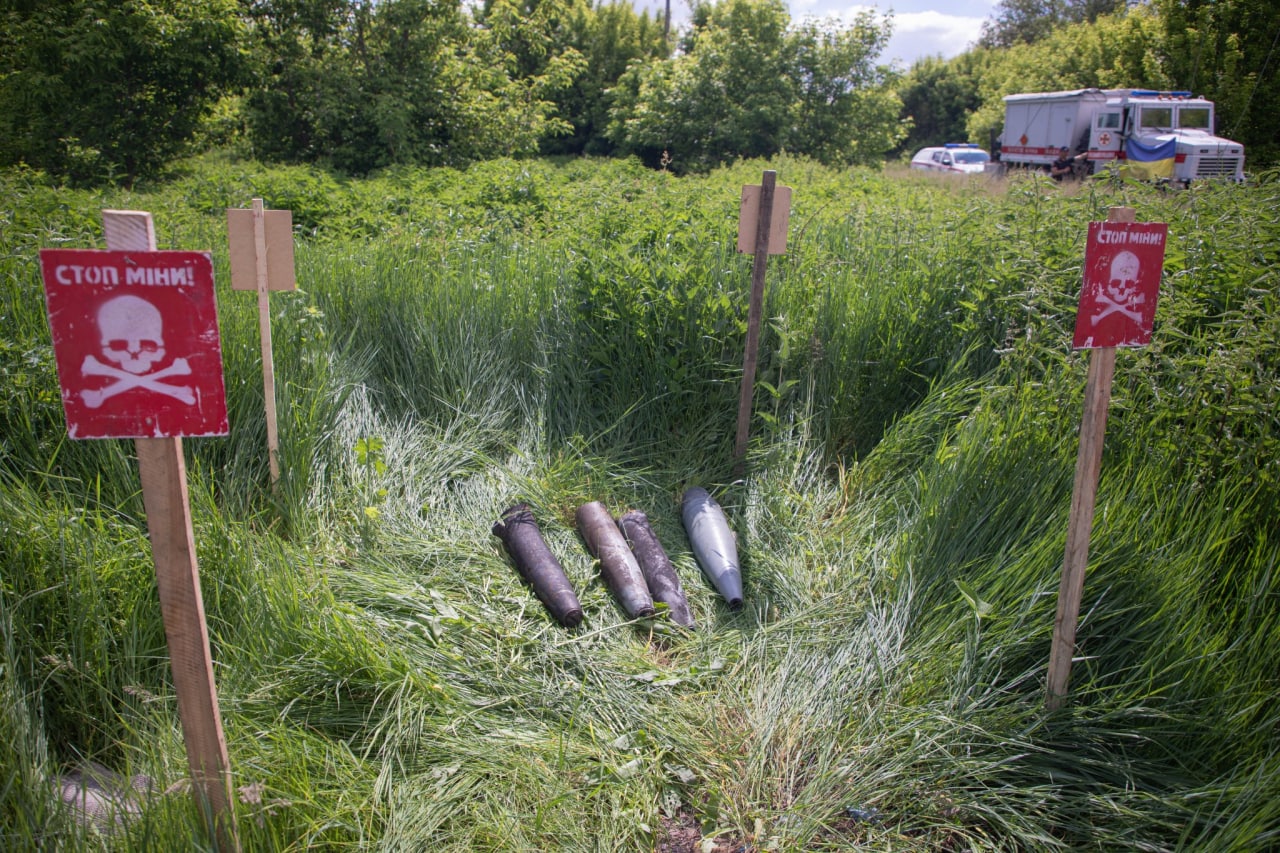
2, 155, 1278, 850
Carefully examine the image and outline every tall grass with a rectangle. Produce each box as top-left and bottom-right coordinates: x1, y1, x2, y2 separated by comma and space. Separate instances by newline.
2, 155, 1278, 849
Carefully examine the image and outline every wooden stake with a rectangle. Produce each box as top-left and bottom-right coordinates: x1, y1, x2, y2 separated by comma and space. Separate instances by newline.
102, 211, 239, 850
733, 170, 777, 472
1046, 206, 1135, 711
135, 439, 239, 849
252, 198, 281, 488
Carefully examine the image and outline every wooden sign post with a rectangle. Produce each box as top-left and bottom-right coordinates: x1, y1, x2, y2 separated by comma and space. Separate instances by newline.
1046, 206, 1167, 711
39, 212, 239, 850
228, 199, 295, 488
733, 171, 791, 473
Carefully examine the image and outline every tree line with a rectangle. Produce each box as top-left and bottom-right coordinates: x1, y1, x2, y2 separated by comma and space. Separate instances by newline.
0, 0, 899, 183
897, 0, 1279, 167
1, 0, 1275, 186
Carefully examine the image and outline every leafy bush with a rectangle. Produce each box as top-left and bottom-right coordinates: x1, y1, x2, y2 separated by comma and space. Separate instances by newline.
606, 0, 905, 172
0, 0, 244, 185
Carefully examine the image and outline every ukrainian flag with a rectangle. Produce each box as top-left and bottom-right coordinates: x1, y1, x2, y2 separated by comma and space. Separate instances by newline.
1124, 137, 1176, 179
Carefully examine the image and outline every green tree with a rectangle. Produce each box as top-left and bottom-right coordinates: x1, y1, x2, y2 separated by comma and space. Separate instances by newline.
544, 1, 668, 155
607, 0, 901, 172
461, 0, 587, 161
895, 51, 988, 155
607, 0, 794, 170
787, 13, 901, 166
964, 8, 1167, 146
1154, 0, 1280, 164
475, 0, 585, 80
0, 0, 245, 184
236, 0, 349, 164
978, 0, 1126, 49
242, 0, 583, 172
909, 0, 1280, 166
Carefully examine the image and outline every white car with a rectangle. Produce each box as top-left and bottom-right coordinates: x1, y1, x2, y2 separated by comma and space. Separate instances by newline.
909, 144, 992, 174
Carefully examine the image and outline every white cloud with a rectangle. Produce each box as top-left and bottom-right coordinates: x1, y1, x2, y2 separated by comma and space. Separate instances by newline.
800, 5, 986, 66
882, 10, 987, 65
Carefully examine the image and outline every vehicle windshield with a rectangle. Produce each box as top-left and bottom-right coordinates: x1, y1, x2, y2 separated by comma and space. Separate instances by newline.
1139, 107, 1173, 131
952, 151, 989, 164
1179, 106, 1212, 130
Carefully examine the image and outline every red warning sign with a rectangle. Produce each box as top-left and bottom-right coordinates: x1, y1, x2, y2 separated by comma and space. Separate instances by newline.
1072, 221, 1167, 350
39, 249, 229, 439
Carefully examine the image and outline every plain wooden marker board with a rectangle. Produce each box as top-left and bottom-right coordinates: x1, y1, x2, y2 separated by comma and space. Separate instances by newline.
227, 206, 295, 292
733, 172, 791, 471
737, 183, 791, 254
228, 201, 295, 487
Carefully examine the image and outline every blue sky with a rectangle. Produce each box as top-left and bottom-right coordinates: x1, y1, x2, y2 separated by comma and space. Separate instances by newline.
633, 0, 996, 68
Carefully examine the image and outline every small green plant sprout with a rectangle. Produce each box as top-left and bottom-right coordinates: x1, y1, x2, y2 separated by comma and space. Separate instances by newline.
354, 435, 386, 477
758, 314, 801, 430
279, 288, 327, 347
354, 436, 388, 537
954, 579, 994, 620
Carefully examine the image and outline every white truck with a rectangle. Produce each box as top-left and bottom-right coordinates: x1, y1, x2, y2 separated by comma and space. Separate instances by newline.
997, 88, 1245, 183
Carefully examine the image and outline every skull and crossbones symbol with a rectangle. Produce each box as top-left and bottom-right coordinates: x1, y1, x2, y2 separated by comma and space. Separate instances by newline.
80, 295, 194, 408
1091, 251, 1146, 326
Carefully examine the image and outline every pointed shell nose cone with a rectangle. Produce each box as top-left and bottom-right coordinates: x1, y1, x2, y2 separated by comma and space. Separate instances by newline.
681, 488, 744, 609
576, 501, 655, 619
619, 509, 696, 629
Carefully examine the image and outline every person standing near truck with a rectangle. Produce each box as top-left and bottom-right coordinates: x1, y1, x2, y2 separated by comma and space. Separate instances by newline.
1050, 146, 1086, 180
